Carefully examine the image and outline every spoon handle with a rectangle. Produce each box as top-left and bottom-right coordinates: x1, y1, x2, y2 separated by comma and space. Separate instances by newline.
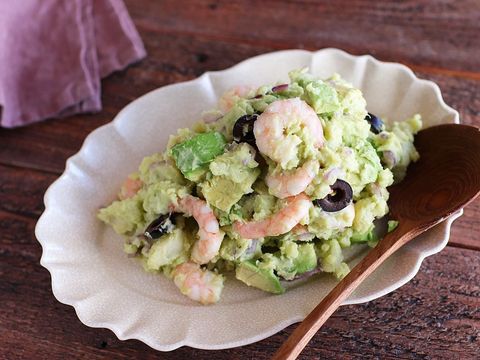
272, 223, 419, 360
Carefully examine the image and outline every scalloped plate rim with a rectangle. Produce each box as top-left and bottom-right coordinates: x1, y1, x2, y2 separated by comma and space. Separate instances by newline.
36, 48, 461, 351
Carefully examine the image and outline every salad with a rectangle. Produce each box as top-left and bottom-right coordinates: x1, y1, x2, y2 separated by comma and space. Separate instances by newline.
98, 69, 422, 304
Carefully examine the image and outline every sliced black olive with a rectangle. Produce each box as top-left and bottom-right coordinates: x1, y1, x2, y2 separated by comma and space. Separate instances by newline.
313, 179, 353, 212
233, 114, 258, 147
365, 112, 384, 134
144, 213, 176, 239
261, 245, 279, 254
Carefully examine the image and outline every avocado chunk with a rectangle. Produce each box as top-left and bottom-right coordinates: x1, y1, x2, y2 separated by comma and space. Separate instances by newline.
275, 243, 318, 279
200, 143, 260, 212
351, 220, 398, 246
146, 229, 188, 270
170, 132, 226, 178
235, 261, 285, 294
97, 195, 144, 236
303, 81, 340, 114
201, 176, 253, 212
351, 228, 377, 244
293, 243, 317, 274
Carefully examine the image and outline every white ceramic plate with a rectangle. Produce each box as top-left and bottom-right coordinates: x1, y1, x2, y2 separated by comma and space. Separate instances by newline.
36, 48, 461, 351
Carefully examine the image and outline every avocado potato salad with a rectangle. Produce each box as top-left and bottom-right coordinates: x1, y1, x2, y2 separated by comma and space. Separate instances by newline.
98, 68, 422, 304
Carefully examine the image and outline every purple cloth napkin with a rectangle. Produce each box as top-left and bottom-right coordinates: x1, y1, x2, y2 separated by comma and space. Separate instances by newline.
0, 0, 146, 128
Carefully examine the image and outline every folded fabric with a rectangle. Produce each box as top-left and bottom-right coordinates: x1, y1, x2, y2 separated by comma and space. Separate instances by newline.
0, 0, 146, 128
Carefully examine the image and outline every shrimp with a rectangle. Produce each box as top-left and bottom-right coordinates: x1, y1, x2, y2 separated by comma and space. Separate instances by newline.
292, 224, 309, 235
119, 177, 142, 200
217, 85, 256, 113
172, 262, 224, 305
291, 224, 315, 241
173, 195, 225, 264
233, 193, 311, 239
265, 160, 319, 199
253, 98, 324, 167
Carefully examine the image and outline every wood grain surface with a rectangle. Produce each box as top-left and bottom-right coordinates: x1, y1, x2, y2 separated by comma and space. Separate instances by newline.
0, 0, 479, 358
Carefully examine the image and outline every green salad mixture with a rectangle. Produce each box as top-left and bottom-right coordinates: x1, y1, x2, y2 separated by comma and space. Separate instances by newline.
98, 69, 422, 304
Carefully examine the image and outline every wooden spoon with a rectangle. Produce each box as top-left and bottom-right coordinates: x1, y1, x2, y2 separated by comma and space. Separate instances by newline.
272, 124, 480, 360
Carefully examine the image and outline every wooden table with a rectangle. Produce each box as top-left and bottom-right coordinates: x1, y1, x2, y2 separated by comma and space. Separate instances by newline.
1, 1, 479, 359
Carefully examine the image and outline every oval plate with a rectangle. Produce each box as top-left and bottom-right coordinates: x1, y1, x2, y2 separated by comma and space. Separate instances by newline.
36, 48, 461, 351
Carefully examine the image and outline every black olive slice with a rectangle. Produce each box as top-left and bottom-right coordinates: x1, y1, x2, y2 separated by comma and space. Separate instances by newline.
144, 213, 176, 239
233, 114, 258, 147
365, 112, 384, 134
313, 179, 353, 212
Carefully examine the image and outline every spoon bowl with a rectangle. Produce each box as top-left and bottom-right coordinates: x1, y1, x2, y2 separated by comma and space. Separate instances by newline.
273, 124, 480, 360
389, 124, 480, 226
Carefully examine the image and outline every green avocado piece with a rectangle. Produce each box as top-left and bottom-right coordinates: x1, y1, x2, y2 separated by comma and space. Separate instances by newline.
200, 143, 260, 212
275, 243, 318, 279
388, 220, 399, 232
170, 132, 226, 178
97, 195, 144, 236
303, 81, 340, 114
201, 176, 252, 212
146, 229, 188, 270
293, 243, 317, 274
235, 261, 285, 294
351, 230, 375, 244
351, 220, 399, 247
